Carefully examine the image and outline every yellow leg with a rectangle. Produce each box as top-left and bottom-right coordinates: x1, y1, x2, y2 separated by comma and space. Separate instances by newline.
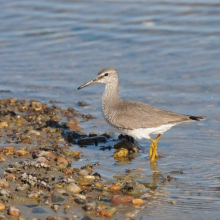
149, 134, 162, 162
149, 142, 153, 159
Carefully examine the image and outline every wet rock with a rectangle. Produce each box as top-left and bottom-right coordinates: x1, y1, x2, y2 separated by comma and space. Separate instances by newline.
32, 208, 47, 213
0, 189, 11, 197
8, 206, 20, 217
99, 207, 117, 217
132, 198, 144, 205
114, 139, 139, 151
51, 195, 65, 203
83, 175, 95, 180
74, 194, 87, 200
4, 173, 16, 181
139, 181, 157, 190
16, 184, 30, 191
122, 182, 148, 195
0, 121, 8, 127
66, 183, 81, 194
27, 191, 40, 199
81, 216, 93, 220
0, 146, 15, 155
0, 203, 5, 210
0, 157, 5, 162
109, 184, 120, 191
84, 202, 97, 211
74, 198, 86, 205
111, 195, 133, 204
78, 136, 107, 146
78, 101, 88, 106
65, 131, 87, 141
56, 156, 69, 165
46, 217, 70, 220
79, 169, 90, 176
113, 148, 129, 159
15, 150, 29, 156
78, 178, 94, 187
31, 101, 42, 111
52, 204, 60, 211
0, 178, 9, 188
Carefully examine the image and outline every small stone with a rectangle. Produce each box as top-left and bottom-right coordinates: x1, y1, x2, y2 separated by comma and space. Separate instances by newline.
31, 101, 42, 111
0, 146, 15, 155
81, 216, 93, 220
15, 150, 29, 156
113, 148, 129, 159
27, 192, 39, 199
0, 203, 5, 210
0, 122, 8, 127
78, 179, 93, 186
4, 173, 16, 181
63, 204, 71, 209
0, 157, 5, 162
140, 181, 157, 190
52, 204, 60, 211
111, 195, 133, 204
74, 198, 86, 205
79, 169, 89, 176
16, 184, 29, 191
109, 184, 120, 191
78, 136, 107, 145
78, 101, 88, 106
132, 198, 144, 205
66, 183, 81, 194
84, 202, 96, 211
51, 195, 65, 203
56, 157, 69, 165
8, 206, 20, 217
0, 178, 9, 188
83, 175, 95, 180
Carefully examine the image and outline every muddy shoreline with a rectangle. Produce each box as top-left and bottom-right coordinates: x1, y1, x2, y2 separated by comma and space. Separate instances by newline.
0, 98, 175, 220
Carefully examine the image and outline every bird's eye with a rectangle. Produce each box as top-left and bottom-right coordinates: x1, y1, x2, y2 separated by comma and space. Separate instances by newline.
104, 73, 108, 76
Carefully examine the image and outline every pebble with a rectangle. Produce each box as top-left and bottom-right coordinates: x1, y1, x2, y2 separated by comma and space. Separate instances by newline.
56, 157, 69, 165
81, 216, 93, 220
83, 175, 95, 180
111, 195, 133, 204
4, 173, 16, 181
51, 195, 65, 203
84, 202, 97, 211
52, 204, 60, 211
74, 198, 86, 205
0, 121, 8, 127
0, 178, 9, 188
78, 136, 107, 145
15, 150, 29, 156
140, 181, 157, 190
109, 184, 120, 191
1, 146, 15, 155
132, 198, 144, 205
8, 206, 20, 217
66, 183, 82, 194
0, 203, 5, 210
0, 157, 5, 162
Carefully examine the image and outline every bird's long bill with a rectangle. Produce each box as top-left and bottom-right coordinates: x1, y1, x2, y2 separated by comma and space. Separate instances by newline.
77, 76, 99, 90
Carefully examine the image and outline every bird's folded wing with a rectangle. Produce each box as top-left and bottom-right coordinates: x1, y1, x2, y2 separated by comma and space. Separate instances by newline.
113, 101, 190, 130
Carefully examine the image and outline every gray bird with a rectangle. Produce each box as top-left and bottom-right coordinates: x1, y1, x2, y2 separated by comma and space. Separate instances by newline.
78, 68, 205, 162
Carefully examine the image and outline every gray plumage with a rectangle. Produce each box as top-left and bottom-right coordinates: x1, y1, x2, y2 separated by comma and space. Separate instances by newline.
78, 67, 205, 137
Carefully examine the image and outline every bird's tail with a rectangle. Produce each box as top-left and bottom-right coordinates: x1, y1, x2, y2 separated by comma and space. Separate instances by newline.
189, 116, 206, 121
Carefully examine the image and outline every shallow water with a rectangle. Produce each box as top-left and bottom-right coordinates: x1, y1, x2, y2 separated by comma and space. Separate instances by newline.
1, 0, 220, 219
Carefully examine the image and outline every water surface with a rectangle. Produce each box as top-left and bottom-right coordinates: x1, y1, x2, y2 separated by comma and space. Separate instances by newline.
1, 0, 220, 219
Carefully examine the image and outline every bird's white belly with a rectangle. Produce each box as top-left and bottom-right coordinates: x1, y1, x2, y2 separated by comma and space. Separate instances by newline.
114, 123, 177, 140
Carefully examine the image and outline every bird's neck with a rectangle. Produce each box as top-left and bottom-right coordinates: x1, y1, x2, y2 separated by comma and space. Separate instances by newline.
102, 82, 120, 107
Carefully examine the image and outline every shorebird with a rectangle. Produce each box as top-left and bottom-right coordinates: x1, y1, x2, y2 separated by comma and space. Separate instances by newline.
78, 68, 205, 162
